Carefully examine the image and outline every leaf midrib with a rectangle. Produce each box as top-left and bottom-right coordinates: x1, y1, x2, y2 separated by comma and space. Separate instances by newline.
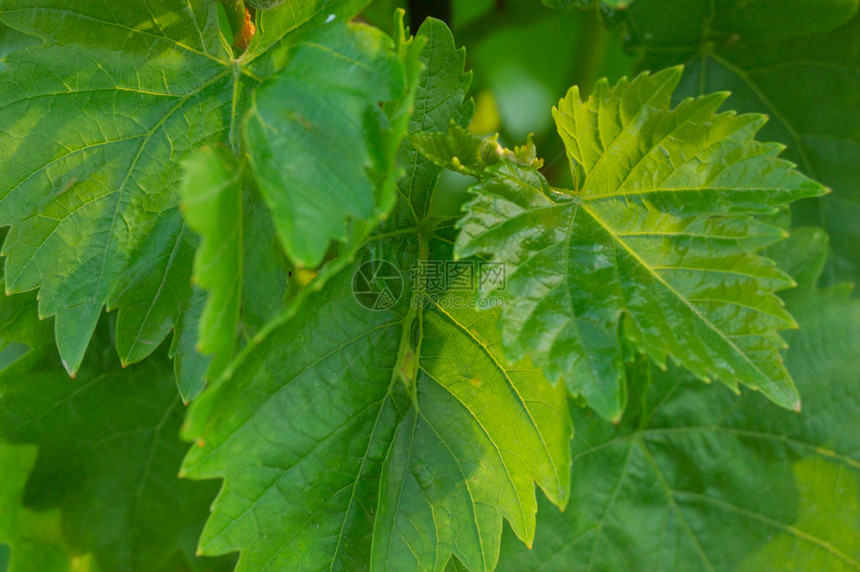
0, 6, 232, 67
430, 302, 566, 504
577, 199, 778, 392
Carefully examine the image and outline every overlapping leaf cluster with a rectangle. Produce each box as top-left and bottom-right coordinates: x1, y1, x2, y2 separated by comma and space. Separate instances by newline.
0, 1, 857, 571
416, 68, 824, 420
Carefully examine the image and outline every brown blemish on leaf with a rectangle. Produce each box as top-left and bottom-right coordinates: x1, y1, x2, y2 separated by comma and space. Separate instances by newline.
234, 8, 256, 53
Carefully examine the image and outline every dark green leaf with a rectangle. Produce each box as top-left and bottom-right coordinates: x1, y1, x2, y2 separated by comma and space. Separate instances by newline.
0, 20, 35, 73
0, 446, 77, 572
0, 317, 232, 572
246, 0, 288, 10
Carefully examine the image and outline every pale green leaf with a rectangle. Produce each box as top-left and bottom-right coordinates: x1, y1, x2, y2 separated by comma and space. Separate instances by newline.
411, 123, 543, 179
243, 20, 414, 268
0, 0, 365, 377
448, 67, 826, 420
180, 145, 243, 383
497, 227, 860, 571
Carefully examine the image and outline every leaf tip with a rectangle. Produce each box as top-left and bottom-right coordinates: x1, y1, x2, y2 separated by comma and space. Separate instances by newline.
61, 358, 78, 379
792, 400, 802, 413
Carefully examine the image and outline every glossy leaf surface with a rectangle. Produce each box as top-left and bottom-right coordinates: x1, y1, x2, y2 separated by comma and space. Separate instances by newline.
498, 228, 860, 571
450, 68, 825, 420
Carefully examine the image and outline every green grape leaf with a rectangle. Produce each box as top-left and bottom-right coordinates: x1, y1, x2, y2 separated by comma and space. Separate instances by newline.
0, 446, 80, 572
0, 279, 51, 351
181, 261, 571, 571
618, 0, 860, 285
447, 67, 826, 421
0, 315, 234, 572
411, 124, 543, 179
179, 21, 572, 571
497, 227, 860, 571
180, 145, 243, 383
0, 0, 366, 378
243, 20, 416, 268
239, 188, 290, 335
